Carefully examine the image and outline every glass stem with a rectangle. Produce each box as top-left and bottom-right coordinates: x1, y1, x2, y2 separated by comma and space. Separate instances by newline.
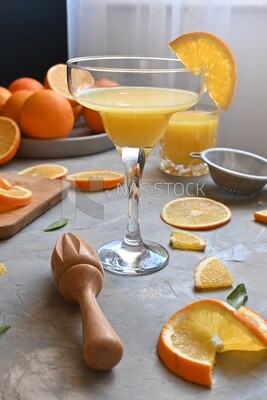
121, 147, 147, 247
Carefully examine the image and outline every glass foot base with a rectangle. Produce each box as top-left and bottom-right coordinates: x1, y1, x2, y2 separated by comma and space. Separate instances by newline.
159, 158, 209, 176
98, 239, 169, 276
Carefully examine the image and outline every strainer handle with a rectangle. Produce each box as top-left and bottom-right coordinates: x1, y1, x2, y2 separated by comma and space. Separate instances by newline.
190, 152, 202, 159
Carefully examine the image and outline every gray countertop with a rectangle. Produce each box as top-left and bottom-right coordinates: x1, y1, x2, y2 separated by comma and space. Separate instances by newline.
0, 146, 267, 400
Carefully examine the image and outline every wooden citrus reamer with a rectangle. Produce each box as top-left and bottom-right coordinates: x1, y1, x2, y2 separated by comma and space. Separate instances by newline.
51, 232, 123, 371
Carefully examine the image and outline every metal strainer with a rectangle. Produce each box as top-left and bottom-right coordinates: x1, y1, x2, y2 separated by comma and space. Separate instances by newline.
190, 148, 267, 195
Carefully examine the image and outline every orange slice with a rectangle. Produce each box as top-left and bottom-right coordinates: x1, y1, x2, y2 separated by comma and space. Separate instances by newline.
169, 31, 237, 109
0, 177, 12, 190
194, 256, 233, 289
0, 263, 8, 276
254, 210, 267, 224
0, 185, 33, 212
170, 230, 206, 251
0, 116, 21, 165
161, 197, 231, 230
158, 299, 267, 387
67, 170, 125, 192
44, 63, 94, 106
18, 164, 68, 179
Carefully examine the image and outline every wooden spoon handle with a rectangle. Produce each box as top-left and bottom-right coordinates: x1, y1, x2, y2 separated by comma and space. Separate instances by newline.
79, 289, 123, 371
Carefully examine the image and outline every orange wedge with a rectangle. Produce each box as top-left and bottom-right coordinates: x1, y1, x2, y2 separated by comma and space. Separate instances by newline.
18, 163, 68, 179
0, 263, 8, 276
0, 177, 12, 190
254, 210, 267, 224
0, 116, 21, 165
169, 31, 237, 109
44, 63, 94, 106
161, 197, 231, 230
0, 184, 33, 212
158, 299, 267, 387
170, 230, 206, 251
67, 170, 125, 192
194, 256, 233, 289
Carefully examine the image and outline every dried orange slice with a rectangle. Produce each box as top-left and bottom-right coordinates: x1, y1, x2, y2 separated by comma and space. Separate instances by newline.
67, 170, 125, 192
170, 230, 206, 251
158, 299, 267, 387
18, 164, 68, 179
169, 31, 237, 109
0, 116, 21, 165
254, 210, 267, 224
0, 184, 33, 212
161, 197, 231, 230
194, 256, 233, 289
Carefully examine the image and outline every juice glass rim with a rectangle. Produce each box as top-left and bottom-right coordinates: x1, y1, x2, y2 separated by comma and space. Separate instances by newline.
66, 56, 202, 75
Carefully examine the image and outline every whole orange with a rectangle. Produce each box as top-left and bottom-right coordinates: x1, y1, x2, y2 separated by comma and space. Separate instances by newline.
20, 89, 75, 139
3, 89, 34, 125
8, 77, 44, 93
0, 86, 11, 115
82, 107, 105, 134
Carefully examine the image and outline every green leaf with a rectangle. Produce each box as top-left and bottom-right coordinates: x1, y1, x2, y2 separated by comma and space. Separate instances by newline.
44, 218, 68, 232
226, 283, 248, 309
0, 325, 10, 338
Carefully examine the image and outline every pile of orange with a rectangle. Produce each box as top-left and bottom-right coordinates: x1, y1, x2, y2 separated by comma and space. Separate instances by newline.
0, 63, 118, 165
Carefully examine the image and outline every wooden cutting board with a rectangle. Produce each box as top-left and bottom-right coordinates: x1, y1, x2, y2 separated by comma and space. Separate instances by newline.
0, 172, 70, 239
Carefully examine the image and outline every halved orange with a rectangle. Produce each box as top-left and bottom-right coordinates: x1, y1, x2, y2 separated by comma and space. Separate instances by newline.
194, 256, 233, 289
18, 163, 68, 179
161, 197, 231, 230
44, 63, 94, 106
0, 116, 21, 165
169, 31, 237, 109
254, 210, 267, 224
158, 299, 267, 387
0, 184, 33, 212
67, 170, 125, 192
44, 64, 77, 105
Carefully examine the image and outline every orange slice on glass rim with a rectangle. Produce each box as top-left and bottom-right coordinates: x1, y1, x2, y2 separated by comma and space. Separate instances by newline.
158, 298, 267, 387
67, 170, 125, 192
169, 31, 237, 109
161, 197, 231, 230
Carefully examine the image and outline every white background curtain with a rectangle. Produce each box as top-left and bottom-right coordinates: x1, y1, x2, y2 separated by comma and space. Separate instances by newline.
67, 0, 267, 157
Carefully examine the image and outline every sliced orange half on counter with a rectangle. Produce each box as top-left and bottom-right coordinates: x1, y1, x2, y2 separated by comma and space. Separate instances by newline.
169, 31, 237, 109
158, 299, 267, 387
67, 170, 125, 192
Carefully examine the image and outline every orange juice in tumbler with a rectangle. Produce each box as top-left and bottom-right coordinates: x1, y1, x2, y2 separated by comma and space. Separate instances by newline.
159, 104, 218, 176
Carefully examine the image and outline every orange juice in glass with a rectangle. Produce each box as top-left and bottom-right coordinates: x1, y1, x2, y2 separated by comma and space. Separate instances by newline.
159, 104, 218, 176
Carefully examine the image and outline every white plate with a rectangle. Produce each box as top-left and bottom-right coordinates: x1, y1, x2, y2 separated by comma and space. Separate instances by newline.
17, 120, 114, 159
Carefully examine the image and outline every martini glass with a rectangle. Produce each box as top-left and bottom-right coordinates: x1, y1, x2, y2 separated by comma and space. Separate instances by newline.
67, 56, 205, 275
